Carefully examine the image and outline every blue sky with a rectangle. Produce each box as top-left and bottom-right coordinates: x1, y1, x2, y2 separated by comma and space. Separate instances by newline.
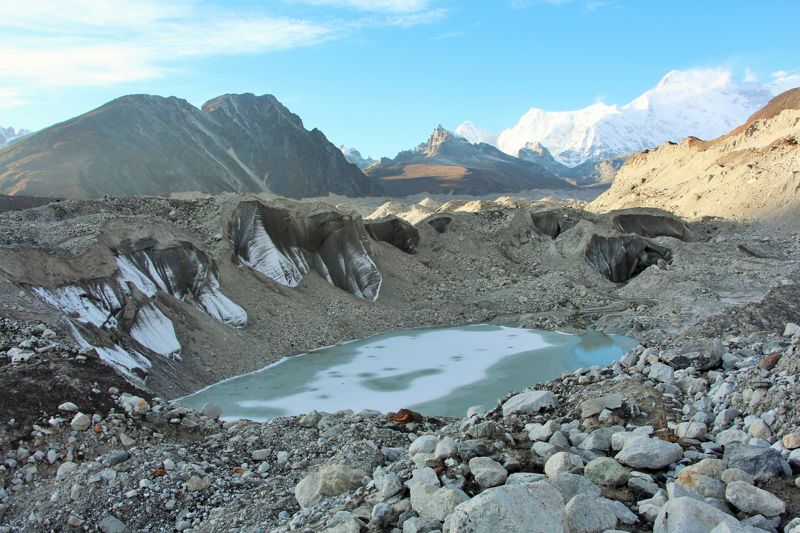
1, 0, 799, 157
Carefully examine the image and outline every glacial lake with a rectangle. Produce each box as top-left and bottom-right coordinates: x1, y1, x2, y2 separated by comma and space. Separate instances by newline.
179, 325, 639, 421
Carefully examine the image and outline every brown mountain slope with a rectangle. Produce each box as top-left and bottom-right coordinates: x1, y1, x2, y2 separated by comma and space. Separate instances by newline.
589, 89, 800, 226
0, 93, 375, 199
366, 126, 574, 196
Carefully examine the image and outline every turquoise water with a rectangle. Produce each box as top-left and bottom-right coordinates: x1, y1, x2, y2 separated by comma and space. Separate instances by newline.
179, 325, 638, 421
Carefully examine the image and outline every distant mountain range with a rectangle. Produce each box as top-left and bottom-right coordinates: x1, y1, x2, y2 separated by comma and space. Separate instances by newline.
0, 126, 29, 147
364, 125, 573, 196
456, 69, 794, 167
340, 146, 377, 169
0, 94, 374, 199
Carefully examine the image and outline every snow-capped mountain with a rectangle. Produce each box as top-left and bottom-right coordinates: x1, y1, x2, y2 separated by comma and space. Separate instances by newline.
456, 68, 798, 167
454, 121, 497, 146
0, 126, 30, 147
339, 146, 377, 169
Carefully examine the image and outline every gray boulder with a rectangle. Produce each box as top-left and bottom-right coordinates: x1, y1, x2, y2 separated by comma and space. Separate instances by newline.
615, 436, 683, 470
468, 457, 507, 489
723, 443, 787, 483
725, 481, 786, 517
295, 463, 365, 508
449, 482, 567, 533
502, 390, 558, 417
584, 457, 630, 487
653, 497, 741, 533
565, 493, 617, 533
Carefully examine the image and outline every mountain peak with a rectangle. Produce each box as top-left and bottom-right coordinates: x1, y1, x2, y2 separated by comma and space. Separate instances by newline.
420, 125, 454, 156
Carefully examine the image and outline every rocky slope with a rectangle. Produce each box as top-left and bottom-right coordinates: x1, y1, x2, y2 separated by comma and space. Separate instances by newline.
0, 94, 375, 199
366, 126, 573, 196
590, 89, 800, 227
458, 68, 795, 168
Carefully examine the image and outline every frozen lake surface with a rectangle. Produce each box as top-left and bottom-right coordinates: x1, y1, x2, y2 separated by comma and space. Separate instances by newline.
179, 325, 638, 421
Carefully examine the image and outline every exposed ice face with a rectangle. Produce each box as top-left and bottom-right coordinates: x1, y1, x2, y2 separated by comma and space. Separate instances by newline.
230, 201, 382, 301
32, 241, 248, 383
68, 323, 150, 386
240, 211, 309, 287
114, 247, 247, 327
129, 303, 182, 360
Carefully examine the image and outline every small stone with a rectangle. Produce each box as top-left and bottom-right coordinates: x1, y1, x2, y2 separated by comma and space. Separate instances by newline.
56, 461, 77, 479
409, 435, 439, 455
649, 362, 674, 383
200, 402, 223, 420
468, 457, 507, 489
584, 457, 630, 487
434, 436, 458, 460
505, 472, 546, 485
99, 515, 129, 533
58, 402, 79, 412
251, 449, 270, 461
782, 432, 800, 450
118, 433, 135, 447
402, 517, 440, 533
725, 481, 786, 516
748, 419, 772, 441
544, 451, 584, 477
299, 410, 322, 428
70, 413, 91, 432
186, 475, 211, 492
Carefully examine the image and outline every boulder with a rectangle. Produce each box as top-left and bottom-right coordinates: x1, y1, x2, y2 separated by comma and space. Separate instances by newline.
468, 457, 507, 489
410, 484, 470, 522
725, 481, 786, 517
449, 482, 567, 533
544, 451, 584, 477
295, 463, 365, 508
580, 394, 623, 418
615, 436, 683, 470
565, 493, 617, 533
546, 472, 601, 502
584, 457, 630, 487
723, 443, 786, 483
653, 497, 741, 533
502, 390, 558, 417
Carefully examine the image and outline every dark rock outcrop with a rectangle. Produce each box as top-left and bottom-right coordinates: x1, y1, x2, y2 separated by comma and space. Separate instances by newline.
427, 216, 452, 234
585, 235, 672, 282
613, 212, 689, 241
365, 218, 419, 254
0, 94, 376, 199
230, 201, 382, 301
531, 210, 579, 239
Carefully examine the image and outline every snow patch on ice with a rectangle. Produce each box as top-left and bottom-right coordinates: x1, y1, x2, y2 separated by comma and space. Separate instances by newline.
130, 303, 181, 359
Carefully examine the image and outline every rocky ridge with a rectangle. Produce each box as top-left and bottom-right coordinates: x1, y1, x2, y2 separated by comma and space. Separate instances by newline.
0, 94, 373, 199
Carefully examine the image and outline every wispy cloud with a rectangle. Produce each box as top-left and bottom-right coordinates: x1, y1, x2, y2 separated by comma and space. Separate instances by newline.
0, 0, 445, 104
0, 89, 27, 111
511, 0, 616, 11
289, 0, 434, 12
430, 31, 465, 41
